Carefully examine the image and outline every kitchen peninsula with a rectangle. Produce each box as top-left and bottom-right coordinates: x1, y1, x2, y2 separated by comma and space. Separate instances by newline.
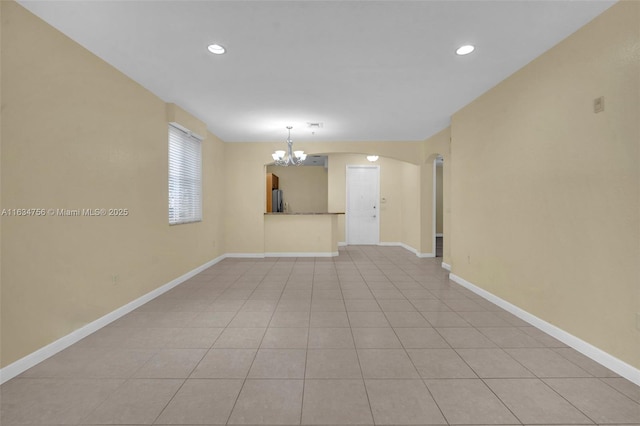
264, 212, 344, 257
265, 161, 341, 256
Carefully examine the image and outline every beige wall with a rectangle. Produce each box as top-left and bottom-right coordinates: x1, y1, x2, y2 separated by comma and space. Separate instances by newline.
266, 165, 328, 213
0, 0, 4, 367
0, 2, 225, 367
450, 1, 639, 368
223, 143, 268, 254
401, 162, 421, 250
436, 164, 443, 234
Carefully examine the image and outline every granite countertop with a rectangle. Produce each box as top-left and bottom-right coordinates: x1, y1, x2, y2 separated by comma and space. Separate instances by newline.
264, 212, 345, 215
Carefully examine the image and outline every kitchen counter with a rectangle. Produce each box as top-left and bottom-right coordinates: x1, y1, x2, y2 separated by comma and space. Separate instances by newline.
264, 212, 344, 215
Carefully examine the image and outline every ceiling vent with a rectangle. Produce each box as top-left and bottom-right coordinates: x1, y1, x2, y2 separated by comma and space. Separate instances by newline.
307, 122, 324, 129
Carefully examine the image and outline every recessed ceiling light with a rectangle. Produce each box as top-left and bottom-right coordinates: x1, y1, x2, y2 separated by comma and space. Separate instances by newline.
456, 44, 475, 55
207, 44, 226, 55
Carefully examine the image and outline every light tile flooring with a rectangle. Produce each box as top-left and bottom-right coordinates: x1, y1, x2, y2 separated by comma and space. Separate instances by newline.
2, 246, 639, 425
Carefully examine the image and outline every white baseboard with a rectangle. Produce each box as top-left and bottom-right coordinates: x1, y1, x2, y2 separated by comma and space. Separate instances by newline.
0, 254, 227, 385
264, 251, 338, 258
378, 242, 413, 254
338, 242, 347, 247
441, 262, 451, 271
417, 252, 435, 258
224, 253, 265, 258
436, 233, 443, 237
399, 243, 419, 256
449, 273, 640, 387
377, 242, 434, 258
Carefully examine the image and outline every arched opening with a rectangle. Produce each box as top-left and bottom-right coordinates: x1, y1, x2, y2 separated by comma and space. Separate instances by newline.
434, 155, 444, 257
423, 152, 445, 259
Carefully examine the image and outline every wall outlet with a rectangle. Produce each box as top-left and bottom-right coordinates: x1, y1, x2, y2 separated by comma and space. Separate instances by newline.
111, 274, 119, 285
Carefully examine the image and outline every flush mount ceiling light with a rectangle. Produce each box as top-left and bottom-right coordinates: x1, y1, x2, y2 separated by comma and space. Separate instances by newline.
272, 126, 307, 166
207, 44, 226, 55
367, 155, 379, 162
456, 44, 475, 55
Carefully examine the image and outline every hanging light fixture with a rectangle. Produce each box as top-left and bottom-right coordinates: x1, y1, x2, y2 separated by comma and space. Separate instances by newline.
272, 126, 307, 166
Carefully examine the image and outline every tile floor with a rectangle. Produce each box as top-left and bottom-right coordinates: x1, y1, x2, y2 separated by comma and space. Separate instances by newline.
2, 246, 639, 425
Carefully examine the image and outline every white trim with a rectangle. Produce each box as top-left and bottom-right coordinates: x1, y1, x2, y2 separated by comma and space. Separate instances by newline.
0, 254, 227, 385
441, 262, 451, 271
338, 242, 348, 247
264, 251, 338, 258
402, 244, 419, 256
417, 252, 436, 258
169, 121, 204, 141
436, 233, 443, 237
224, 253, 265, 259
449, 273, 640, 386
378, 242, 434, 258
432, 158, 437, 257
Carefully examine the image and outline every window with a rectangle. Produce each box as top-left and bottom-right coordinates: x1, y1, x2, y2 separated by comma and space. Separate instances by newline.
168, 123, 202, 225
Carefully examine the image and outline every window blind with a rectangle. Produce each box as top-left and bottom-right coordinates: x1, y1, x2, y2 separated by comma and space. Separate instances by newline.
168, 123, 202, 225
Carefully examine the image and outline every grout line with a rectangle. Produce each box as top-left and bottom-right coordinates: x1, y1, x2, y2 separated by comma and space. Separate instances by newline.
537, 377, 600, 425
220, 258, 282, 425
298, 256, 315, 425
596, 376, 640, 405
474, 374, 525, 425
357, 245, 451, 426
338, 247, 376, 425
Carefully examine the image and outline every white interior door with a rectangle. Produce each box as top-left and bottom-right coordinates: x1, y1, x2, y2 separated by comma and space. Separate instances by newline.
346, 165, 380, 245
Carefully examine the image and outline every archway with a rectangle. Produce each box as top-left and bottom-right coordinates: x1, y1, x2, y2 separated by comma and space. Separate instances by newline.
434, 155, 444, 257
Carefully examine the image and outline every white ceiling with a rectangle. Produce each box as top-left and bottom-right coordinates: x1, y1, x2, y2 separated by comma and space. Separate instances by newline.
19, 1, 615, 143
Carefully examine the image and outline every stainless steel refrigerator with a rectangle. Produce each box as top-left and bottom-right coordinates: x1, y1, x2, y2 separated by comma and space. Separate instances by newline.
272, 189, 283, 212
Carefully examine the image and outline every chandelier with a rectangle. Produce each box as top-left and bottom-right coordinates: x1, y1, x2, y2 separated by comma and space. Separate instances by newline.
272, 126, 307, 166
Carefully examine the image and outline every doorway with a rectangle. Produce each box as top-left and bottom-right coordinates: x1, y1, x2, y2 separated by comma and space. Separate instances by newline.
434, 156, 443, 257
346, 165, 380, 245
